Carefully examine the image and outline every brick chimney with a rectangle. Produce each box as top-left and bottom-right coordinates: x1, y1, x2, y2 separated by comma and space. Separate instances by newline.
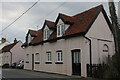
1, 38, 6, 43
14, 38, 17, 43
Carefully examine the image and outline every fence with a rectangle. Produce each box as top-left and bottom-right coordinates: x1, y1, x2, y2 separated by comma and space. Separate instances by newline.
87, 64, 108, 78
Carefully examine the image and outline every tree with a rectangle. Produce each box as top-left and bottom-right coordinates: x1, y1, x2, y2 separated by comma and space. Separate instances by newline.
108, 0, 120, 57
103, 1, 120, 78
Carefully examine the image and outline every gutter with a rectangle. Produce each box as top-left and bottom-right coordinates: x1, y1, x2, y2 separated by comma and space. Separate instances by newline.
84, 36, 92, 77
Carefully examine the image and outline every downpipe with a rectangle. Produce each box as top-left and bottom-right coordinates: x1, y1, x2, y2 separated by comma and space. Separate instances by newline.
84, 36, 92, 77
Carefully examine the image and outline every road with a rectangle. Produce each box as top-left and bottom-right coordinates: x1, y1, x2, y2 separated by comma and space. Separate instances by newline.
2, 69, 84, 80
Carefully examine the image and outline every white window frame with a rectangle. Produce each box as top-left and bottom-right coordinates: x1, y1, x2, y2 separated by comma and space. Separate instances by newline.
35, 53, 40, 62
46, 52, 52, 62
57, 24, 65, 37
26, 54, 29, 61
44, 29, 49, 40
56, 51, 63, 62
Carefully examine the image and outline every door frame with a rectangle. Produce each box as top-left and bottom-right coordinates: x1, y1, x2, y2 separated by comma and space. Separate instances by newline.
71, 49, 81, 76
32, 54, 34, 70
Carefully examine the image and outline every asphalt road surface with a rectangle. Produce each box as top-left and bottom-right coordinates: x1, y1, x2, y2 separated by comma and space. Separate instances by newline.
2, 69, 85, 80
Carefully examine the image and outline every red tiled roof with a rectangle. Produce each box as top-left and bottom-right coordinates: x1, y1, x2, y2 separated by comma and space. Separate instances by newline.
29, 20, 55, 45
64, 5, 102, 36
45, 20, 55, 29
57, 13, 73, 23
29, 29, 38, 37
48, 5, 103, 40
30, 29, 43, 45
2, 41, 19, 52
23, 5, 111, 46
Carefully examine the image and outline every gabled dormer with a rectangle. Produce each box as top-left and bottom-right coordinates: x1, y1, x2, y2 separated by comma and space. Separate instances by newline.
44, 26, 50, 40
26, 29, 38, 44
56, 19, 65, 37
42, 20, 55, 40
55, 13, 73, 37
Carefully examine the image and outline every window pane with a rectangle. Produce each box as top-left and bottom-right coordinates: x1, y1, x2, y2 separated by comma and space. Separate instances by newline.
58, 53, 60, 61
49, 53, 51, 61
61, 24, 65, 35
73, 51, 80, 63
44, 30, 46, 39
47, 30, 49, 39
60, 52, 62, 61
47, 52, 51, 61
47, 53, 49, 61
58, 26, 60, 36
36, 53, 39, 61
57, 51, 62, 61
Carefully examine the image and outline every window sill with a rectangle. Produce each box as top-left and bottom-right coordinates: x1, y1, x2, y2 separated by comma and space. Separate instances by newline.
45, 61, 52, 64
55, 62, 63, 64
26, 61, 29, 63
35, 61, 40, 64
57, 35, 62, 38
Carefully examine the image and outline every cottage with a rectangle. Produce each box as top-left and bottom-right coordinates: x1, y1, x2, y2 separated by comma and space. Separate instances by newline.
22, 5, 114, 77
2, 38, 24, 66
0, 38, 10, 66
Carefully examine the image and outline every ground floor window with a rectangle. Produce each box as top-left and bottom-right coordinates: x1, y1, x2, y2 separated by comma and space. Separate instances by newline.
26, 54, 29, 63
35, 53, 40, 64
46, 52, 51, 62
56, 50, 63, 62
35, 53, 40, 62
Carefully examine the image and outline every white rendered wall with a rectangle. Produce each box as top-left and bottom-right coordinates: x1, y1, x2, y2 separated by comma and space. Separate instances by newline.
86, 12, 114, 64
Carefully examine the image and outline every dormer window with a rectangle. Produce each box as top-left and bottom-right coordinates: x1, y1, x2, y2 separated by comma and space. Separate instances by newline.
28, 34, 33, 43
44, 29, 49, 40
57, 24, 65, 37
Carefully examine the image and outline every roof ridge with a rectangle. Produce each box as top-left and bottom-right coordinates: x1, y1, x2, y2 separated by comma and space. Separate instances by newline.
73, 4, 103, 17
29, 29, 38, 32
59, 13, 72, 17
45, 20, 55, 23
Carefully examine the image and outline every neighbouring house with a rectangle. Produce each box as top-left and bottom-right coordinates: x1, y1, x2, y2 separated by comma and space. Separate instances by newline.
0, 38, 10, 78
22, 5, 114, 77
2, 38, 24, 66
0, 38, 10, 66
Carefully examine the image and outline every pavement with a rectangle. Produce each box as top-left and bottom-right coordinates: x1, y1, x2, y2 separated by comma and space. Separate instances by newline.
1, 68, 102, 80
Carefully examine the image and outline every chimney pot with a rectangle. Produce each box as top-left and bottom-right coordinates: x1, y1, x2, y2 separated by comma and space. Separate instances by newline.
14, 38, 17, 43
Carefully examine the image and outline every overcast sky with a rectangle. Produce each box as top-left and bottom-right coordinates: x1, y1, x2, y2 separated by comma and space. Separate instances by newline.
0, 1, 120, 43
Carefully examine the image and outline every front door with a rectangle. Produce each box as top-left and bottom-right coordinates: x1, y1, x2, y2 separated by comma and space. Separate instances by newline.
32, 54, 34, 70
72, 49, 81, 75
